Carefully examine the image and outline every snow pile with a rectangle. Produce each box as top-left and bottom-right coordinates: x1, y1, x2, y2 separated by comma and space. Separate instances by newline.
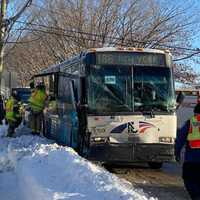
0, 123, 8, 137
0, 126, 156, 200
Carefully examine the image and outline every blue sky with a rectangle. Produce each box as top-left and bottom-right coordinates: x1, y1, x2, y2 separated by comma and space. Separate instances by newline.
157, 0, 200, 73
174, 0, 200, 73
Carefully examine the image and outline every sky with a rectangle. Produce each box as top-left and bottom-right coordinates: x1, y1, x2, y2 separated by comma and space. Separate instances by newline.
174, 0, 200, 73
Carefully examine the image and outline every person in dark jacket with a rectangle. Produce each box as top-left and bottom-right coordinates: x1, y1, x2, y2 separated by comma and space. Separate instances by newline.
176, 91, 185, 109
0, 95, 5, 124
175, 103, 200, 200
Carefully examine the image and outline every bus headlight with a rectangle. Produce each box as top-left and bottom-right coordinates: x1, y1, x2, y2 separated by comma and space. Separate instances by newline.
159, 137, 174, 143
91, 137, 109, 143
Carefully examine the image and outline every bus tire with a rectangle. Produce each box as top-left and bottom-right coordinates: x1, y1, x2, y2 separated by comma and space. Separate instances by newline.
148, 162, 163, 169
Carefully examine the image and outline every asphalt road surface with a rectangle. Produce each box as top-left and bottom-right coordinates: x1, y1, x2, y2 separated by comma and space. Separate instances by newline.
106, 163, 190, 200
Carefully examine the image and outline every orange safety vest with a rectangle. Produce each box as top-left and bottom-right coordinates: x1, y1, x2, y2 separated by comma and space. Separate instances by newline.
187, 115, 200, 148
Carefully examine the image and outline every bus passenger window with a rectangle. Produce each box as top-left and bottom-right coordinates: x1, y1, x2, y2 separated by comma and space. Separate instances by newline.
58, 76, 75, 113
49, 75, 55, 96
48, 95, 58, 114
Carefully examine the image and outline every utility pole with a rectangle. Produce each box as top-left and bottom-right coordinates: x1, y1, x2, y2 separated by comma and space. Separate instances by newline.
0, 0, 7, 95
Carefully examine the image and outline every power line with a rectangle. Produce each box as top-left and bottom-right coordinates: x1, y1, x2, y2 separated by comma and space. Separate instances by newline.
13, 25, 200, 61
5, 37, 41, 44
15, 20, 200, 53
14, 27, 130, 47
29, 4, 200, 54
7, 19, 200, 62
31, 3, 67, 17
14, 26, 200, 62
173, 51, 200, 61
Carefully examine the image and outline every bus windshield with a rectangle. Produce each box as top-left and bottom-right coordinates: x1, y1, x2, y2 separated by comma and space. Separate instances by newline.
88, 65, 132, 113
134, 66, 175, 112
88, 65, 175, 114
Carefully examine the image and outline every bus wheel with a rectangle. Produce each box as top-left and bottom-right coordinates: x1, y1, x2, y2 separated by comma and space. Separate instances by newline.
148, 162, 163, 169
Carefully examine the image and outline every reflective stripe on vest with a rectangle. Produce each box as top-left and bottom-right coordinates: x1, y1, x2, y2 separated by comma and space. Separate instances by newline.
187, 115, 200, 148
29, 89, 46, 112
5, 97, 16, 121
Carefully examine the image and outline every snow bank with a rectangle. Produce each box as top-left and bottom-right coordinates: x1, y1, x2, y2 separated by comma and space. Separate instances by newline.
0, 126, 156, 200
0, 123, 8, 137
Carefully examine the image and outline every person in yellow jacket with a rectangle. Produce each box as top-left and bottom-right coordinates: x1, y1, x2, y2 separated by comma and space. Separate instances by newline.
28, 82, 47, 135
5, 90, 22, 137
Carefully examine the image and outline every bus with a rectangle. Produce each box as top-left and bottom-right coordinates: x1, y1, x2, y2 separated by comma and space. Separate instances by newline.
33, 47, 176, 169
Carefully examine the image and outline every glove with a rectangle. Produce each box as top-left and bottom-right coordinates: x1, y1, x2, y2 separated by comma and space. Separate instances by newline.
5, 119, 8, 125
26, 106, 31, 112
175, 155, 180, 162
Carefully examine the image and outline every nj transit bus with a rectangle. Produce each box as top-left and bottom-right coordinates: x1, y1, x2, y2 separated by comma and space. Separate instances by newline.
33, 47, 176, 169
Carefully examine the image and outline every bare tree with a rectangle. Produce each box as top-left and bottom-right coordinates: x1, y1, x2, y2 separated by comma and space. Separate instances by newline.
5, 0, 200, 84
0, 0, 33, 91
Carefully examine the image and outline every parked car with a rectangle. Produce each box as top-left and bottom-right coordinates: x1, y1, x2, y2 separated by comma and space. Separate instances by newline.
12, 88, 31, 104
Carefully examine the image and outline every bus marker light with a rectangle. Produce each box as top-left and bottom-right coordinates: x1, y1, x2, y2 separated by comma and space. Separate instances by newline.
135, 48, 144, 51
164, 49, 170, 53
91, 137, 108, 143
126, 47, 134, 51
89, 48, 96, 52
116, 47, 124, 50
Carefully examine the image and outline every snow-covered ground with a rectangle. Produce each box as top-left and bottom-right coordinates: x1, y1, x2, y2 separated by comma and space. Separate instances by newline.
0, 124, 156, 200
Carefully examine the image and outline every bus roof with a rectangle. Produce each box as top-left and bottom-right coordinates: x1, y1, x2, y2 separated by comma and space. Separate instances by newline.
35, 47, 171, 77
87, 47, 170, 54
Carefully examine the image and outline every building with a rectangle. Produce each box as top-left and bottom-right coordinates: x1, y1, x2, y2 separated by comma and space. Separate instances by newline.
1, 70, 19, 98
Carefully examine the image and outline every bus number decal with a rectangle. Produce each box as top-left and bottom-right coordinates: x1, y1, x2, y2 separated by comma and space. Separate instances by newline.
104, 76, 116, 84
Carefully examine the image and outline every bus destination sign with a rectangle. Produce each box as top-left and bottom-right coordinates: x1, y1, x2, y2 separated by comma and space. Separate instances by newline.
96, 52, 165, 66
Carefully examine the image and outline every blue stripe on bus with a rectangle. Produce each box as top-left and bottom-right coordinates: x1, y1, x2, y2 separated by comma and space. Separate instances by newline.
110, 123, 127, 133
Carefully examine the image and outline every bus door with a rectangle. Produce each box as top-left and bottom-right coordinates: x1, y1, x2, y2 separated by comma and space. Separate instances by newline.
57, 76, 79, 148
43, 74, 59, 139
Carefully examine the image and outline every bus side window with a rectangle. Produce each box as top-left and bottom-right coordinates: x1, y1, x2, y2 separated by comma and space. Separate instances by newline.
58, 76, 75, 113
49, 75, 55, 96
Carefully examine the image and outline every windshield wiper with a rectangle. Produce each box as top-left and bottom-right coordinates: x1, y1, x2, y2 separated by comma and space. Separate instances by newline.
138, 105, 154, 116
142, 109, 155, 118
138, 104, 171, 115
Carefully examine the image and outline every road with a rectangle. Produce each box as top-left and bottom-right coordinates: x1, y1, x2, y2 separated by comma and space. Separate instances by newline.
105, 163, 190, 200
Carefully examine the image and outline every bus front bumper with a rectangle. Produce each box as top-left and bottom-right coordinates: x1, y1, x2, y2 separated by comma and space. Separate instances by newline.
88, 143, 175, 163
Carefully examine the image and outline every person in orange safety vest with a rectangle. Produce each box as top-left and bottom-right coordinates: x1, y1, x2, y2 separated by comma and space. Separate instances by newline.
175, 103, 200, 199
